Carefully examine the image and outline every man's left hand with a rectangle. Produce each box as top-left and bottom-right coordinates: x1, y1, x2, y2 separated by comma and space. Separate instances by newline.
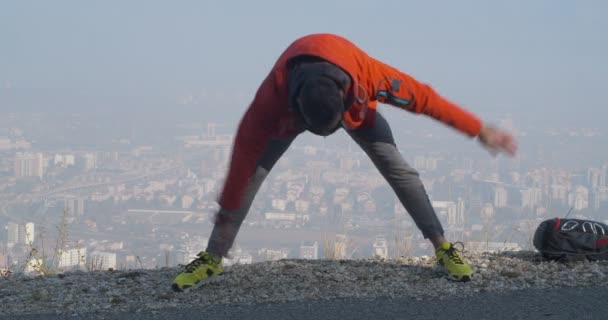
478, 125, 518, 157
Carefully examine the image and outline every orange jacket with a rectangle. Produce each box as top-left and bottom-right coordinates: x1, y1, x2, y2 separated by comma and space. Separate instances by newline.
219, 33, 482, 210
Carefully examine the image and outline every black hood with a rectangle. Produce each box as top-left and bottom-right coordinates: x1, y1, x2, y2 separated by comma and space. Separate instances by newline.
287, 57, 352, 113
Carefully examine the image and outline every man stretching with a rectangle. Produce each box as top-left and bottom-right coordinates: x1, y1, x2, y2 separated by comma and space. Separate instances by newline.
172, 33, 517, 292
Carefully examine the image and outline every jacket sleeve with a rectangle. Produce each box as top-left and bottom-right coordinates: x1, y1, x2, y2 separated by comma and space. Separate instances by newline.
365, 57, 483, 137
217, 76, 277, 210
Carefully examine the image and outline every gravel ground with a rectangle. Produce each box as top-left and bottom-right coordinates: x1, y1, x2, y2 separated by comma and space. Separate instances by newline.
1, 251, 607, 318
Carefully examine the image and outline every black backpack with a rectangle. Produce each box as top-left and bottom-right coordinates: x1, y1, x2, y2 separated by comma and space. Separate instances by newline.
533, 217, 608, 261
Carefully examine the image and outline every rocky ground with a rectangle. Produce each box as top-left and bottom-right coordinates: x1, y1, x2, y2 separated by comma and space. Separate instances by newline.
1, 251, 607, 318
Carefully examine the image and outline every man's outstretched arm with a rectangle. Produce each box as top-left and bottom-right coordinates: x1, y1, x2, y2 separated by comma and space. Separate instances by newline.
366, 56, 517, 156
218, 80, 277, 211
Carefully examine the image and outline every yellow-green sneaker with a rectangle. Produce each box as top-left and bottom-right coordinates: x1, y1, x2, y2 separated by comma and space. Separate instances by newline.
435, 242, 473, 282
172, 251, 224, 292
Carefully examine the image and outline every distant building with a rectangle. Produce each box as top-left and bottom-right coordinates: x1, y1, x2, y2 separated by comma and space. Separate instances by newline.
264, 212, 297, 221
0, 253, 7, 269
440, 198, 467, 228
373, 235, 388, 259
5, 222, 35, 246
339, 157, 358, 171
333, 188, 349, 204
457, 198, 466, 226
510, 172, 521, 185
425, 157, 438, 171
22, 222, 35, 245
174, 250, 189, 266
494, 186, 508, 208
207, 122, 216, 137
414, 156, 426, 170
125, 255, 141, 269
601, 164, 608, 189
263, 249, 289, 261
90, 192, 112, 202
521, 188, 542, 209
593, 187, 608, 210
58, 248, 87, 270
362, 200, 376, 213
299, 241, 319, 259
64, 196, 85, 217
89, 252, 117, 270
201, 178, 217, 195
181, 195, 195, 209
569, 185, 589, 211
271, 199, 287, 211
432, 201, 459, 227
303, 146, 317, 155
7, 222, 20, 245
294, 200, 310, 213
54, 154, 75, 167
481, 203, 495, 223
394, 202, 407, 217
14, 152, 44, 178
82, 153, 97, 171
588, 168, 602, 190
551, 184, 568, 206
0, 138, 11, 150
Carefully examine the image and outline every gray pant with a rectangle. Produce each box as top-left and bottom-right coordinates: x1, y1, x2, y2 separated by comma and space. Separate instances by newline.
207, 112, 444, 257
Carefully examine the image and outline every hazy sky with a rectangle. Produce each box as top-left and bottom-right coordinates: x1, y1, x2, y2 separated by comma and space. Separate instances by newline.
1, 0, 607, 126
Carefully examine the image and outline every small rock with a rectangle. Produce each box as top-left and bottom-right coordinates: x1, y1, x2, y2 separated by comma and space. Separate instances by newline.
31, 288, 50, 301
109, 295, 124, 304
121, 271, 143, 279
282, 263, 296, 271
500, 271, 521, 278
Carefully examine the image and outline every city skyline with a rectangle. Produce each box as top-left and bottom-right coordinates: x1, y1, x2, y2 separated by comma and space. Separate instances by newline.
2, 112, 608, 272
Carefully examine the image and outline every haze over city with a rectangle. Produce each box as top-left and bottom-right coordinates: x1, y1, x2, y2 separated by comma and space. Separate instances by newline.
1, 1, 607, 272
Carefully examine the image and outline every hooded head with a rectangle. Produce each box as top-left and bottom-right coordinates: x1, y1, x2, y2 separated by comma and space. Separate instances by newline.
288, 59, 351, 136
